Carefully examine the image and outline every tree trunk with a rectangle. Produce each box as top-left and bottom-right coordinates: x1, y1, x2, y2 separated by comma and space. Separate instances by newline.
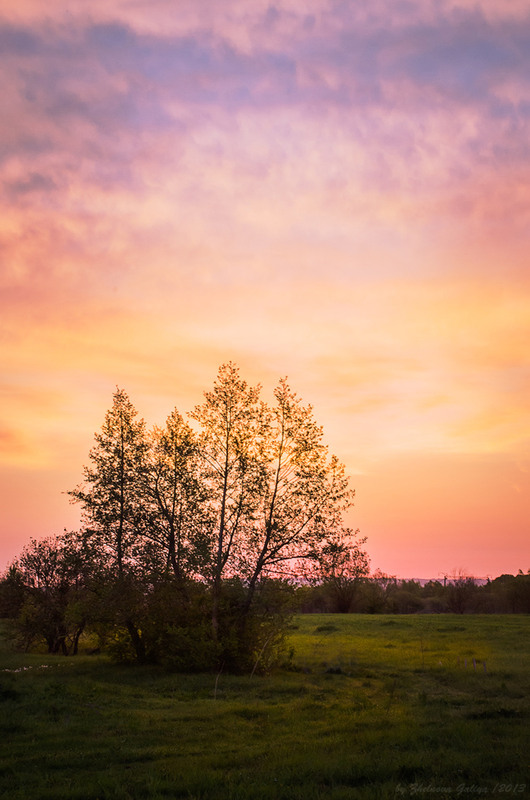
126, 618, 146, 663
211, 578, 220, 640
72, 622, 85, 655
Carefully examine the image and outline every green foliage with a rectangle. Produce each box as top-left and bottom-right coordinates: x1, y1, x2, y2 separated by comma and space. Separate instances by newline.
128, 579, 220, 671
158, 622, 220, 672
105, 626, 137, 663
215, 578, 295, 674
74, 575, 294, 674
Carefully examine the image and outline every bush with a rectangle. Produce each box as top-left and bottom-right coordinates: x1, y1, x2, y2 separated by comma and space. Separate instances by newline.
99, 577, 294, 674
106, 627, 138, 663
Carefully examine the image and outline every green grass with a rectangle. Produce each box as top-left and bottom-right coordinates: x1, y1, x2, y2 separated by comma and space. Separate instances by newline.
1, 615, 528, 799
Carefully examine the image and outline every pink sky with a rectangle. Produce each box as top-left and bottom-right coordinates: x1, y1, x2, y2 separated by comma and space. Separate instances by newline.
1, 0, 529, 578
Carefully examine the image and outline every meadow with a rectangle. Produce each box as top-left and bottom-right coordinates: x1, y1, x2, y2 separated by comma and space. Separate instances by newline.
1, 614, 528, 800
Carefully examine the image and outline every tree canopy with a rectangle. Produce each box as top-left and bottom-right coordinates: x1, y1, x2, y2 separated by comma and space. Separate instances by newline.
3, 363, 364, 671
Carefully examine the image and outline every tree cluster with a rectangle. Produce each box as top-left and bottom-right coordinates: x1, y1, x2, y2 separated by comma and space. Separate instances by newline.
1, 364, 364, 671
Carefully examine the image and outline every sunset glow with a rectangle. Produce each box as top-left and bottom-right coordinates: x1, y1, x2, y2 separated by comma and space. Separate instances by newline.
1, 0, 529, 578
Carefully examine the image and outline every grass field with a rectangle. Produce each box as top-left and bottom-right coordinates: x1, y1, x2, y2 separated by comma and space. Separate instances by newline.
1, 614, 528, 799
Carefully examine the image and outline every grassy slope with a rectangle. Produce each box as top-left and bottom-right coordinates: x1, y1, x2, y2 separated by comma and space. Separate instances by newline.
0, 615, 528, 800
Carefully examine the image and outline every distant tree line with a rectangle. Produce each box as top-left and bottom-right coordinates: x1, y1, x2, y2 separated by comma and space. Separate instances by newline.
295, 569, 530, 615
0, 364, 368, 671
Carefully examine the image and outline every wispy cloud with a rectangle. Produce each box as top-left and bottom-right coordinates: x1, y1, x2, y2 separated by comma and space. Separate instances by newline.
1, 0, 529, 575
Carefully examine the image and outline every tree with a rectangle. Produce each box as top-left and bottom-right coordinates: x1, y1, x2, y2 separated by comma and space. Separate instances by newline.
487, 571, 530, 613
51, 364, 362, 670
190, 367, 357, 640
311, 528, 370, 612
422, 580, 448, 613
0, 564, 26, 620
68, 388, 149, 660
446, 570, 477, 614
143, 409, 210, 581
14, 533, 89, 654
358, 570, 397, 613
235, 379, 354, 614
190, 363, 265, 638
69, 388, 148, 577
386, 579, 424, 614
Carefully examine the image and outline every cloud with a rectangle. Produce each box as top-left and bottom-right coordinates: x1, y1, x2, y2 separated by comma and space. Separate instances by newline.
2, 3, 529, 239
1, 0, 529, 578
4, 172, 58, 199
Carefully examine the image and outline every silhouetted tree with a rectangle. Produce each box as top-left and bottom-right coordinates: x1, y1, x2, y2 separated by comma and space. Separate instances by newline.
9, 364, 369, 670
487, 571, 530, 613
0, 564, 26, 620
143, 409, 210, 581
190, 363, 265, 639
386, 579, 424, 614
308, 529, 369, 612
236, 379, 354, 614
446, 571, 477, 614
68, 388, 149, 660
12, 533, 90, 654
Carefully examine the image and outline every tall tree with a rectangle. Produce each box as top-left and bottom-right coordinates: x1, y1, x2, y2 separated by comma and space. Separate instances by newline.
235, 378, 354, 613
190, 363, 265, 637
68, 388, 148, 660
69, 388, 147, 576
143, 409, 210, 581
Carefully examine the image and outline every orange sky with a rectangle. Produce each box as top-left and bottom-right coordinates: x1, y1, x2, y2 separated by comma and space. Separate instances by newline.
1, 0, 529, 578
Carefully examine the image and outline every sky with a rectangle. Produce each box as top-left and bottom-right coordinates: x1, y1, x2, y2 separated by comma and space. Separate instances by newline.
1, 0, 529, 579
